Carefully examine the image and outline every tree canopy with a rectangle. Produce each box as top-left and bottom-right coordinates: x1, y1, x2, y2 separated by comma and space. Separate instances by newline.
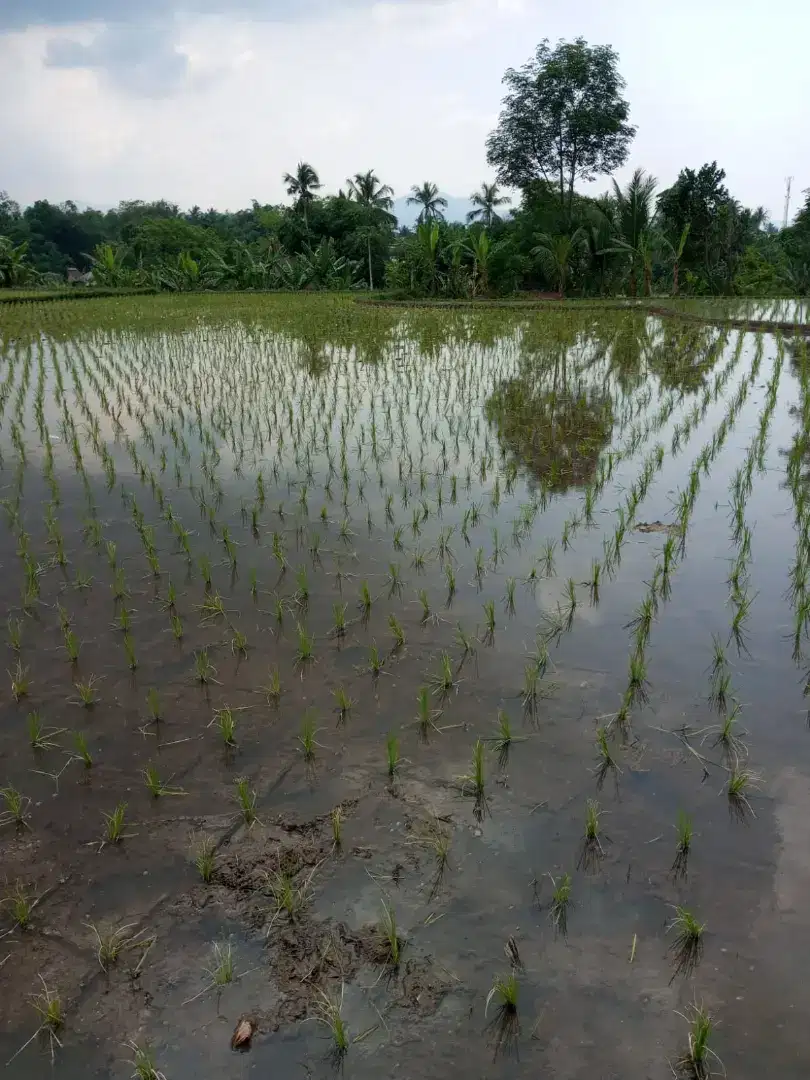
486, 37, 636, 217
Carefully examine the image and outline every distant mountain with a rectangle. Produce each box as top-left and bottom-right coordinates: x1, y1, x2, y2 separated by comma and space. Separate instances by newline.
392, 194, 476, 229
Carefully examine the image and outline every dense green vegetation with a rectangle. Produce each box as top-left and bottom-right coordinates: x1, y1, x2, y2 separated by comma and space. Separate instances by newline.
1, 36, 808, 299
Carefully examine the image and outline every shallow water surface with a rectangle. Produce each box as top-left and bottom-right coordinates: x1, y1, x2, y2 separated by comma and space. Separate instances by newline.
0, 294, 809, 1078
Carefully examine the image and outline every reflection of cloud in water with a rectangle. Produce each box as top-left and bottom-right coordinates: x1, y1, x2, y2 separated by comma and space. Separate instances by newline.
533, 579, 604, 627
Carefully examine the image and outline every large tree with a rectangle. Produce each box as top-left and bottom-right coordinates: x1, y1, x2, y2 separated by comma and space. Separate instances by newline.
486, 38, 635, 218
406, 182, 448, 224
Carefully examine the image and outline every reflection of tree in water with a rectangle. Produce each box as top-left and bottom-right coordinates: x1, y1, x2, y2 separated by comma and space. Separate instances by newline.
485, 340, 614, 494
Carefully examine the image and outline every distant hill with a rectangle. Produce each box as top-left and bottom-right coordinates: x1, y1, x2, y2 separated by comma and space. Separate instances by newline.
393, 194, 476, 229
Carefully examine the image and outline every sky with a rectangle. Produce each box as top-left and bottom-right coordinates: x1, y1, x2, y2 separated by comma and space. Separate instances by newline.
1, 0, 808, 222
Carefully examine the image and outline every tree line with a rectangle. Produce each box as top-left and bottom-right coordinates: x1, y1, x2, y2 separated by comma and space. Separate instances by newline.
1, 37, 808, 299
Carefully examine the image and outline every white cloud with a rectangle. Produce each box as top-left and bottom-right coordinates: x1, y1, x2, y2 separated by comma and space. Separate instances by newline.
1, 0, 808, 219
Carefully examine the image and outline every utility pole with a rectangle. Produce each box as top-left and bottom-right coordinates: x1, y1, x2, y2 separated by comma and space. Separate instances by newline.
783, 176, 793, 229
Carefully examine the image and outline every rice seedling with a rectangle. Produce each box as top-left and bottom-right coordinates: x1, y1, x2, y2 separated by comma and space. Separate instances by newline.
482, 599, 496, 643
7, 977, 64, 1065
378, 899, 402, 968
260, 666, 282, 706
101, 802, 129, 846
488, 709, 525, 770
333, 685, 355, 725
308, 985, 349, 1064
213, 705, 237, 747
26, 710, 64, 751
444, 562, 456, 600
672, 810, 693, 880
429, 651, 456, 697
484, 972, 520, 1059
593, 725, 621, 789
578, 799, 605, 872
194, 835, 217, 883
298, 710, 320, 763
193, 649, 218, 684
726, 765, 758, 820
234, 777, 257, 824
368, 642, 384, 676
710, 701, 747, 760
266, 866, 314, 924
294, 622, 315, 668
143, 763, 185, 798
88, 920, 145, 971
330, 805, 343, 851
414, 816, 452, 897
2, 881, 37, 931
667, 906, 705, 980
0, 784, 31, 830
547, 872, 572, 939
626, 650, 650, 707
708, 668, 731, 712
127, 1041, 167, 1080
123, 632, 138, 671
388, 612, 406, 648
674, 1000, 722, 1079
415, 685, 440, 740
72, 731, 93, 769
6, 616, 22, 651
457, 739, 487, 819
9, 659, 30, 701
385, 733, 401, 779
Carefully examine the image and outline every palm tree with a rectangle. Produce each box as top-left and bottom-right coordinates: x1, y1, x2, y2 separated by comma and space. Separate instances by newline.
467, 182, 510, 227
531, 229, 587, 297
610, 168, 658, 296
347, 170, 394, 212
407, 182, 448, 225
347, 171, 395, 290
282, 162, 322, 228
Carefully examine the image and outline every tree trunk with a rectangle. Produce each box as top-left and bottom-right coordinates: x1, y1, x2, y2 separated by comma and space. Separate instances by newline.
672, 261, 679, 296
367, 235, 374, 290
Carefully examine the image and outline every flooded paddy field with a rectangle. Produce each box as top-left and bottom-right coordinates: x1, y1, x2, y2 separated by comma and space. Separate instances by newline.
1, 293, 809, 1079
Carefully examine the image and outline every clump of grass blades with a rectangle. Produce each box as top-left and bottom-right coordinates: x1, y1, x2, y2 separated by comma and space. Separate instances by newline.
458, 739, 487, 820
2, 881, 37, 931
308, 985, 349, 1064
415, 816, 451, 899
234, 777, 257, 824
266, 867, 312, 923
710, 702, 747, 760
143, 763, 185, 798
593, 726, 621, 789
488, 709, 525, 770
9, 659, 30, 701
484, 972, 520, 1060
72, 731, 93, 768
298, 710, 320, 763
385, 733, 401, 779
101, 802, 128, 845
194, 836, 217, 883
547, 872, 572, 939
27, 711, 65, 751
416, 685, 440, 740
331, 805, 343, 850
333, 685, 355, 725
88, 920, 146, 971
429, 651, 456, 697
1, 784, 31, 830
193, 649, 218, 684
388, 613, 405, 648
294, 623, 315, 668
667, 905, 705, 980
260, 667, 282, 705
726, 766, 758, 821
7, 977, 64, 1066
214, 705, 237, 747
577, 799, 605, 872
378, 899, 402, 968
127, 1041, 167, 1080
671, 810, 693, 880
675, 1000, 722, 1080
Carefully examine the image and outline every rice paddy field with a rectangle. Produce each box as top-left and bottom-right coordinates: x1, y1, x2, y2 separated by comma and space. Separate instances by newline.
1, 292, 810, 1079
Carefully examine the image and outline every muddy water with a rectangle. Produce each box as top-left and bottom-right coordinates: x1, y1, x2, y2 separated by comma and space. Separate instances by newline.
0, 295, 809, 1078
